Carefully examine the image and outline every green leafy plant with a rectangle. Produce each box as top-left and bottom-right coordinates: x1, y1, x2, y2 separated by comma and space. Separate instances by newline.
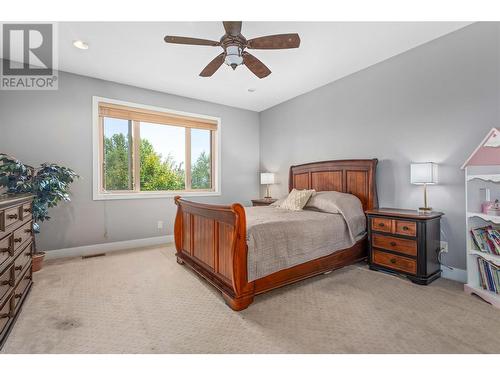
0, 154, 79, 235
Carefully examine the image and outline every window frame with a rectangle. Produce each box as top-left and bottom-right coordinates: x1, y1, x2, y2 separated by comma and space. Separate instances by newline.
92, 96, 221, 200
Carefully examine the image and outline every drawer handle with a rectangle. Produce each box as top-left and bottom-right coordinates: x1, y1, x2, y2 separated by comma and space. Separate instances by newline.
14, 265, 23, 271
1, 280, 12, 286
24, 274, 32, 280
390, 241, 397, 246
24, 229, 32, 234
13, 238, 22, 243
0, 248, 9, 254
402, 226, 410, 231
15, 293, 22, 299
378, 223, 385, 227
25, 252, 31, 257
7, 214, 18, 220
390, 258, 397, 264
23, 208, 31, 213
0, 313, 9, 319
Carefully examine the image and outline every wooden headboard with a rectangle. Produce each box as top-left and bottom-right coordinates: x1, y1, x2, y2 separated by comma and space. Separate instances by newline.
289, 159, 378, 211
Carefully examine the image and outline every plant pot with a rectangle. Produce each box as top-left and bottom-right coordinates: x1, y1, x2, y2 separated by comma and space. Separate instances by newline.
32, 252, 45, 272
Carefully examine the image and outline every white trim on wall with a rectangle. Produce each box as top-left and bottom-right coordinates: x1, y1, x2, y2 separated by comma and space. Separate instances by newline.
440, 266, 467, 283
45, 235, 174, 260
91, 96, 222, 200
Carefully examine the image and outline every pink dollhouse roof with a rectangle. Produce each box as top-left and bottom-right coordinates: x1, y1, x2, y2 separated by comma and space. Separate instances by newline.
461, 128, 500, 169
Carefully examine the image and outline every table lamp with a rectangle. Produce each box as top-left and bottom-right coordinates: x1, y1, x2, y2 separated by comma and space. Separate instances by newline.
410, 162, 438, 214
260, 172, 276, 199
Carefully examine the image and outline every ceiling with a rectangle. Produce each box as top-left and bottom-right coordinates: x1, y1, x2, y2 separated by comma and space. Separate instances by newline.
55, 22, 470, 111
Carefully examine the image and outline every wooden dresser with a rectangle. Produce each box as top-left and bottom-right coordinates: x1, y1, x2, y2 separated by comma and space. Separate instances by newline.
366, 208, 443, 285
0, 194, 34, 349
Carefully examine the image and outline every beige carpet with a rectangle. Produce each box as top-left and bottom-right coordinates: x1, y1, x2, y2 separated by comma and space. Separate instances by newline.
2, 244, 500, 354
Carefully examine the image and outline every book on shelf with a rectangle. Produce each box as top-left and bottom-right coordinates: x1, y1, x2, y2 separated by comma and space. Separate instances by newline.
470, 226, 500, 256
477, 256, 500, 294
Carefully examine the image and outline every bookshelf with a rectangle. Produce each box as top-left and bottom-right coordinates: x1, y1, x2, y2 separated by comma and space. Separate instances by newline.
462, 128, 500, 308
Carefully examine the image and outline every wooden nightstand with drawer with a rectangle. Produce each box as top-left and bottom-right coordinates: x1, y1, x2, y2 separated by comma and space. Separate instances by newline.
365, 208, 444, 285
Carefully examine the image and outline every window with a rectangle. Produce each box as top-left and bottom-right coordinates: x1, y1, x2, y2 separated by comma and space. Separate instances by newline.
93, 97, 220, 200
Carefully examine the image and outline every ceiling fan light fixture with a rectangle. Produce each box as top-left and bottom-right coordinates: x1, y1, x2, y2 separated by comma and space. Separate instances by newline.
224, 45, 243, 70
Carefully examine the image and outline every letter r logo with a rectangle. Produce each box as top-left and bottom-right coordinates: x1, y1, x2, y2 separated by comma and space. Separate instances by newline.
2, 24, 53, 76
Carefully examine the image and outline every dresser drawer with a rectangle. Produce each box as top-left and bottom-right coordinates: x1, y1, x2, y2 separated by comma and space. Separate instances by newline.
395, 220, 416, 237
372, 249, 417, 275
13, 221, 32, 252
13, 268, 31, 311
0, 235, 13, 271
371, 217, 392, 233
14, 244, 32, 285
0, 265, 13, 308
20, 203, 32, 222
0, 297, 11, 334
5, 205, 23, 229
372, 233, 417, 257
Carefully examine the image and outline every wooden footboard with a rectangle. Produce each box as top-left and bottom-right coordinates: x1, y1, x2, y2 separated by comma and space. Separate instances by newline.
174, 196, 255, 310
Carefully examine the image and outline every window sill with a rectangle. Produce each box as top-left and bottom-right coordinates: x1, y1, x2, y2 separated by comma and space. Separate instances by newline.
93, 190, 221, 201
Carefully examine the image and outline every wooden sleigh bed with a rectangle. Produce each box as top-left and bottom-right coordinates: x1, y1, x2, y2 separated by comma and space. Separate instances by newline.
174, 159, 378, 310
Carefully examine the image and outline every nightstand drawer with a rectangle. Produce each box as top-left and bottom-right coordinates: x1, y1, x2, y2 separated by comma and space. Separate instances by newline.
395, 220, 416, 237
371, 217, 392, 233
372, 250, 417, 275
372, 233, 417, 257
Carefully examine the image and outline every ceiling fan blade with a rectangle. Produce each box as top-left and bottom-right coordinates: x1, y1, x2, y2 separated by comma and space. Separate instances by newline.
199, 53, 225, 77
242, 52, 271, 79
247, 33, 300, 49
164, 36, 220, 47
223, 21, 242, 36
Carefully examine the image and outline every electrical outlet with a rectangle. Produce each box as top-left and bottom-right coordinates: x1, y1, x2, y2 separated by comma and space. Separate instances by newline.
440, 241, 448, 253
157, 220, 163, 230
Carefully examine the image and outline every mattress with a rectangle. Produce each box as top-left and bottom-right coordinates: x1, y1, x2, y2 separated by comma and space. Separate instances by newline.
245, 206, 366, 281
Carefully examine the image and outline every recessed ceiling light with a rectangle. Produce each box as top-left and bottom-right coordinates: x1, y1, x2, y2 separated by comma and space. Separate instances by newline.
73, 40, 89, 50
248, 88, 256, 93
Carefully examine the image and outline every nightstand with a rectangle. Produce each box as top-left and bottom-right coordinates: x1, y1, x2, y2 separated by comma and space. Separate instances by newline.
365, 208, 444, 285
251, 198, 277, 207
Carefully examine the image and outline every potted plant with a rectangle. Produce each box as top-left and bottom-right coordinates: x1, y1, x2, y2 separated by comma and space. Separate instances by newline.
0, 154, 78, 271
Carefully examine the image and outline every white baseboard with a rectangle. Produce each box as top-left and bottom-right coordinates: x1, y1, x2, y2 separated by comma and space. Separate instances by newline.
440, 266, 467, 283
45, 235, 174, 260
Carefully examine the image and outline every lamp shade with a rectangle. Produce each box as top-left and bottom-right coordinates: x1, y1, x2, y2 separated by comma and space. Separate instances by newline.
410, 163, 438, 185
260, 172, 276, 185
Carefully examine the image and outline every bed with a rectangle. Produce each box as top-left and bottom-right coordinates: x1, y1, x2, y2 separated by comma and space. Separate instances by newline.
174, 159, 378, 310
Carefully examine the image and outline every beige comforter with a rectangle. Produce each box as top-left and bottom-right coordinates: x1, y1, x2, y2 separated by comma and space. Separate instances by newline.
245, 206, 366, 281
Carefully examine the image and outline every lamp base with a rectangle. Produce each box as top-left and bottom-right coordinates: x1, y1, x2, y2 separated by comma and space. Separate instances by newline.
418, 207, 433, 215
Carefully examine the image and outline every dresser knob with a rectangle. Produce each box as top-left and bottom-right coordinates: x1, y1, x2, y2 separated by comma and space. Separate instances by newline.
13, 238, 22, 243
390, 241, 397, 246
390, 258, 397, 264
379, 223, 385, 227
403, 226, 409, 231
7, 214, 18, 219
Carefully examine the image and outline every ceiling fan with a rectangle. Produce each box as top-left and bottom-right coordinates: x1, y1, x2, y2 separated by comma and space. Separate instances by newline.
164, 21, 300, 79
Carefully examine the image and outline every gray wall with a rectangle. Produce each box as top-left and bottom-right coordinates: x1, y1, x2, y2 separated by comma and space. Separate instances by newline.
259, 22, 500, 270
0, 71, 260, 251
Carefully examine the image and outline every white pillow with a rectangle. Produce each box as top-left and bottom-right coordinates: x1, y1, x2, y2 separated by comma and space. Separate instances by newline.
278, 189, 315, 211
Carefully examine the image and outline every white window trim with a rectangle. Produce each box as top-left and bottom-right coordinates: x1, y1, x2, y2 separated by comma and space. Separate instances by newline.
92, 96, 221, 201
